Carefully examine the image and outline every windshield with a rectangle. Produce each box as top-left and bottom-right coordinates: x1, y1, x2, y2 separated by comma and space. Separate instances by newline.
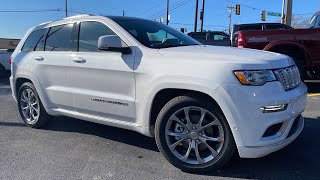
112, 19, 200, 49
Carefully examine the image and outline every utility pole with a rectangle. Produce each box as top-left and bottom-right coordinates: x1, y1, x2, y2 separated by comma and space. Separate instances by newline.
65, 0, 68, 17
285, 0, 293, 26
281, 0, 286, 24
200, 0, 205, 32
227, 5, 234, 34
166, 0, 169, 25
194, 0, 199, 32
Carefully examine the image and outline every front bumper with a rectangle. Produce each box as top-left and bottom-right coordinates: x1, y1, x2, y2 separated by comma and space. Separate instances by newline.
238, 115, 304, 158
214, 81, 307, 158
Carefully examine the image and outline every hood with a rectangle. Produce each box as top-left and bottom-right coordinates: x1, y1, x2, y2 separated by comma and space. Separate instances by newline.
157, 45, 294, 70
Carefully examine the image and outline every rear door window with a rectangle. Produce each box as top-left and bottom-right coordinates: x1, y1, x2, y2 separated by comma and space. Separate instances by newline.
21, 29, 46, 51
45, 24, 73, 51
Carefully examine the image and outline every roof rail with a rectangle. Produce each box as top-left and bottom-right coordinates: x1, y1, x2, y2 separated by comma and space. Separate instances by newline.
38, 21, 53, 26
63, 14, 92, 20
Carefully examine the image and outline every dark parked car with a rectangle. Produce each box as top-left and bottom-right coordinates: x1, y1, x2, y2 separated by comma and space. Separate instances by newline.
188, 31, 231, 46
231, 23, 292, 46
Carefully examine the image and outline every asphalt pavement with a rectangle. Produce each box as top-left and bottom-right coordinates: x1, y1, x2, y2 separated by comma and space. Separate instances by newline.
0, 73, 319, 180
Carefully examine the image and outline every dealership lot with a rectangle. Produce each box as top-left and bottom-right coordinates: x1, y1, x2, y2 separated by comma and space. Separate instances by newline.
0, 74, 319, 180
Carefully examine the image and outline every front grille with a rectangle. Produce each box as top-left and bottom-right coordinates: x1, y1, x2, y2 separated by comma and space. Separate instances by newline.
274, 66, 301, 91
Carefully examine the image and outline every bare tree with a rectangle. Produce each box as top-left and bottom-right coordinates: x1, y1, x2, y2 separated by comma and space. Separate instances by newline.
291, 15, 310, 29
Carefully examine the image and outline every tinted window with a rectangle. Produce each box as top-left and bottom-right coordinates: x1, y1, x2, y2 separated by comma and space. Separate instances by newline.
45, 24, 73, 51
265, 24, 291, 30
113, 19, 199, 49
190, 34, 207, 41
316, 17, 320, 28
21, 29, 46, 51
213, 34, 229, 40
79, 21, 116, 52
239, 25, 262, 31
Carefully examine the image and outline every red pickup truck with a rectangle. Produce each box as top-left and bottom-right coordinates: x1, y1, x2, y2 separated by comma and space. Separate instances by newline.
235, 28, 320, 80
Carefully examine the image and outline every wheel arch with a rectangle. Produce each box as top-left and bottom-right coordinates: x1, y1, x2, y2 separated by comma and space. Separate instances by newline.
147, 87, 225, 137
15, 74, 51, 110
263, 41, 311, 67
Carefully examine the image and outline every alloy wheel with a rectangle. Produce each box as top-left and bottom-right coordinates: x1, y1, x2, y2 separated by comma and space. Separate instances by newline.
165, 106, 225, 165
20, 88, 40, 124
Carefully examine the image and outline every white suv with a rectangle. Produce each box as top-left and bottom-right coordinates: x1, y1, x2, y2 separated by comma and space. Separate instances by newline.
10, 15, 307, 172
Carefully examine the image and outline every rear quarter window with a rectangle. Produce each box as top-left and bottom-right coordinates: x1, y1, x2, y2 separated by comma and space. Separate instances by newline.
21, 29, 46, 51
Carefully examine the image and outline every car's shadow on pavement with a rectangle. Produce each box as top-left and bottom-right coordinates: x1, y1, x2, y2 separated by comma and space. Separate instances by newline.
41, 116, 320, 179
44, 117, 159, 152
195, 118, 320, 179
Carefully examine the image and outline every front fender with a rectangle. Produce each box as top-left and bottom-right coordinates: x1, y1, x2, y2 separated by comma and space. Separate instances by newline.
135, 75, 221, 137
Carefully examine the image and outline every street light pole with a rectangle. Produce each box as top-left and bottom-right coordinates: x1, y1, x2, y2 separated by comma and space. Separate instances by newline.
194, 0, 199, 32
200, 0, 205, 32
166, 0, 169, 25
285, 0, 293, 26
281, 0, 286, 24
227, 6, 234, 34
65, 0, 68, 17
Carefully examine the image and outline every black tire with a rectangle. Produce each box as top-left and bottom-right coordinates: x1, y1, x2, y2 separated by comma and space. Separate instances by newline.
155, 95, 236, 172
17, 82, 52, 128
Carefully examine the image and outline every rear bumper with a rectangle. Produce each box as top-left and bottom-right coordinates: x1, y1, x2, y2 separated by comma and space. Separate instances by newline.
237, 115, 304, 158
9, 75, 17, 102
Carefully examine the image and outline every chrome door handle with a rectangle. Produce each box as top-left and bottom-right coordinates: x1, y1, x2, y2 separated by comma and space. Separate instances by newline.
34, 56, 44, 61
73, 57, 86, 63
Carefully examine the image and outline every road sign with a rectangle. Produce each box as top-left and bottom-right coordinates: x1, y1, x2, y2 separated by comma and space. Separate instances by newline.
267, 11, 282, 17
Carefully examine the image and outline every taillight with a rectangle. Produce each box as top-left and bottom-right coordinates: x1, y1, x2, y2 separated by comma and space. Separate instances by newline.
237, 33, 245, 48
10, 56, 13, 64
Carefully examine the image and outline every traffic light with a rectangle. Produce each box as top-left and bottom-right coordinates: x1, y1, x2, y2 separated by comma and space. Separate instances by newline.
235, 4, 240, 15
261, 10, 266, 21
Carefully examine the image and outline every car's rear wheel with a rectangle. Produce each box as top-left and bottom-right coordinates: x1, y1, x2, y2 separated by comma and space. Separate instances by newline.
17, 82, 52, 128
155, 95, 235, 172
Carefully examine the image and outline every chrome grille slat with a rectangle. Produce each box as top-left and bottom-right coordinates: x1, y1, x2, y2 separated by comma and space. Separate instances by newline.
274, 65, 301, 91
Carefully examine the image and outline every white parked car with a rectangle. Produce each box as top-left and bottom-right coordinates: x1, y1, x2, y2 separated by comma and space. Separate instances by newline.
10, 15, 307, 172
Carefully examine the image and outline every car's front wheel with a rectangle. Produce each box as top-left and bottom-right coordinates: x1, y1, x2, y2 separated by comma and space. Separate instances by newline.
17, 82, 52, 128
155, 95, 235, 172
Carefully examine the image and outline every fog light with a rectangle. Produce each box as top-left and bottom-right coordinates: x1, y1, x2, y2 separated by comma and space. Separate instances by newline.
260, 104, 288, 113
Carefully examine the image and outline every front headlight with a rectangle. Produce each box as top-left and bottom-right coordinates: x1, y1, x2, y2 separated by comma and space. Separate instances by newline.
234, 70, 276, 86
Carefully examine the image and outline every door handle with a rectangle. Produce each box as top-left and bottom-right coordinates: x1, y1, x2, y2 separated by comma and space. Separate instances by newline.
34, 56, 44, 61
73, 57, 86, 63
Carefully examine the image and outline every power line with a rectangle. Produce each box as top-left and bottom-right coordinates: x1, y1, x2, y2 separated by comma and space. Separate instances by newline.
0, 9, 62, 13
136, 1, 164, 17
224, 0, 265, 11
148, 0, 191, 20
148, 0, 188, 19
